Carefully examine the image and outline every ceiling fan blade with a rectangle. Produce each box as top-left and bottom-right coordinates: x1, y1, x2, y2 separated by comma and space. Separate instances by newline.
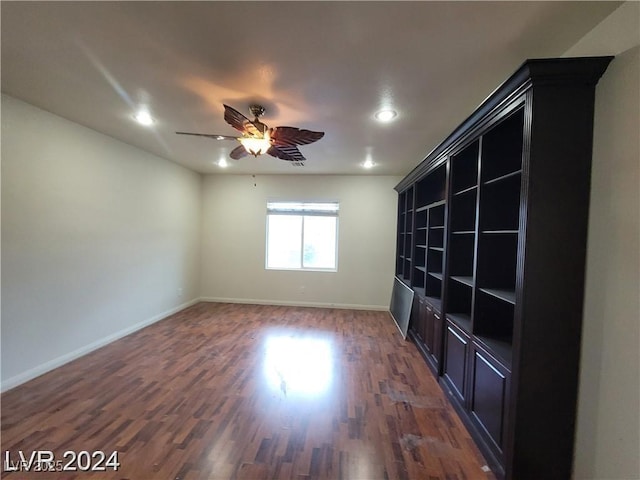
267, 145, 306, 162
269, 126, 324, 147
175, 132, 238, 141
223, 104, 263, 137
229, 144, 249, 160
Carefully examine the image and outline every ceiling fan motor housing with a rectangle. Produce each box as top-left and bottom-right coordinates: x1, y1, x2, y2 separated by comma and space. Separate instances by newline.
249, 105, 266, 119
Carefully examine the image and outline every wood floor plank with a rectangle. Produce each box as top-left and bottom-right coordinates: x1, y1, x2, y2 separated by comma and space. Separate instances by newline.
1, 303, 494, 479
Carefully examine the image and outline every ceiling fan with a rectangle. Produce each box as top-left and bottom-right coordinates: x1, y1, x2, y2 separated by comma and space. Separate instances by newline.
176, 104, 324, 165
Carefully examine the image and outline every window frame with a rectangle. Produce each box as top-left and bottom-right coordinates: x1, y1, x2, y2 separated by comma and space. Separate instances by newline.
265, 201, 339, 272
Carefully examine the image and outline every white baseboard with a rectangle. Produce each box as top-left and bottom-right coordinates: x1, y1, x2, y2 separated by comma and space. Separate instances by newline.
199, 296, 389, 312
1, 298, 199, 393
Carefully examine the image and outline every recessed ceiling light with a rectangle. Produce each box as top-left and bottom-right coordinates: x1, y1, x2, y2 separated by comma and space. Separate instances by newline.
218, 158, 228, 168
133, 110, 154, 126
363, 158, 375, 169
374, 109, 397, 122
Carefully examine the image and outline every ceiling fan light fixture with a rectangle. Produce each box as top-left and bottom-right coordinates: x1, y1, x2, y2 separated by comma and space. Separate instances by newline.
133, 109, 154, 126
374, 109, 397, 122
176, 104, 324, 163
239, 136, 271, 156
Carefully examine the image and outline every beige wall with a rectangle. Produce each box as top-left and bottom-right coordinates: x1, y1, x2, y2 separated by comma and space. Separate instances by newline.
200, 174, 401, 309
564, 3, 640, 479
1, 95, 202, 390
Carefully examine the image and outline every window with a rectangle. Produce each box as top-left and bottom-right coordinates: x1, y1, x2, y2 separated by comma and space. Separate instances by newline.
266, 201, 338, 271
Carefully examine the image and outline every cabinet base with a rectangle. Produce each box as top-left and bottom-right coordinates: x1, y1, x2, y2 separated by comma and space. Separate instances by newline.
439, 376, 506, 479
408, 329, 438, 375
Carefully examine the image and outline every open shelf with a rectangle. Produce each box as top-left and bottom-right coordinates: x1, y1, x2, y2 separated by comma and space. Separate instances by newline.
454, 184, 478, 196
416, 231, 427, 250
479, 288, 516, 305
427, 199, 446, 209
403, 257, 411, 282
425, 272, 443, 299
429, 228, 445, 251
451, 140, 480, 193
429, 203, 446, 227
414, 244, 426, 266
427, 251, 444, 277
420, 198, 446, 304
451, 275, 474, 287
484, 169, 522, 186
480, 172, 521, 231
476, 230, 517, 304
424, 296, 442, 312
429, 232, 444, 249
447, 313, 472, 334
395, 186, 415, 281
446, 277, 473, 319
473, 290, 514, 363
413, 267, 426, 290
475, 335, 513, 366
481, 108, 524, 183
450, 188, 477, 233
482, 230, 518, 235
448, 233, 475, 277
416, 164, 447, 208
404, 237, 413, 263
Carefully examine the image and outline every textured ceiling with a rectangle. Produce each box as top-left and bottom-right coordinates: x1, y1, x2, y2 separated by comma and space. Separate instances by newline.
1, 1, 620, 175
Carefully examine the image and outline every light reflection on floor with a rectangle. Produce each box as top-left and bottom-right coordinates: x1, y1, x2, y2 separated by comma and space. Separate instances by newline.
263, 334, 333, 397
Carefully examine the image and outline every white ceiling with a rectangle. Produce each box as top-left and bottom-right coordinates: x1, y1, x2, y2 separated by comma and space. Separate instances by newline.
1, 1, 620, 176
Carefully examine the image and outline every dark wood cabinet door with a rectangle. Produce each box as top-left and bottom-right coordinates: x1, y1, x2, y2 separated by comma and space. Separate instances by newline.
431, 310, 442, 366
470, 343, 510, 459
444, 321, 469, 402
424, 303, 434, 351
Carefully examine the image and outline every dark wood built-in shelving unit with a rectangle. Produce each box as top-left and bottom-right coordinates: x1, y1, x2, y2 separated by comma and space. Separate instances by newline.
394, 56, 612, 480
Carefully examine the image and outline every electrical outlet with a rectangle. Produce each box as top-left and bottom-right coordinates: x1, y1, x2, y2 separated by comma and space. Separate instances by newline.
177, 288, 183, 297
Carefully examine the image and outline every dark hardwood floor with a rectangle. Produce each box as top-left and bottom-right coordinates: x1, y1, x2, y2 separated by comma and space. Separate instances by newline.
1, 303, 494, 479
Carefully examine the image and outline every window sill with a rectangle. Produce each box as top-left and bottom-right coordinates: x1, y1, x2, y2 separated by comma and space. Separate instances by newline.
265, 267, 338, 273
